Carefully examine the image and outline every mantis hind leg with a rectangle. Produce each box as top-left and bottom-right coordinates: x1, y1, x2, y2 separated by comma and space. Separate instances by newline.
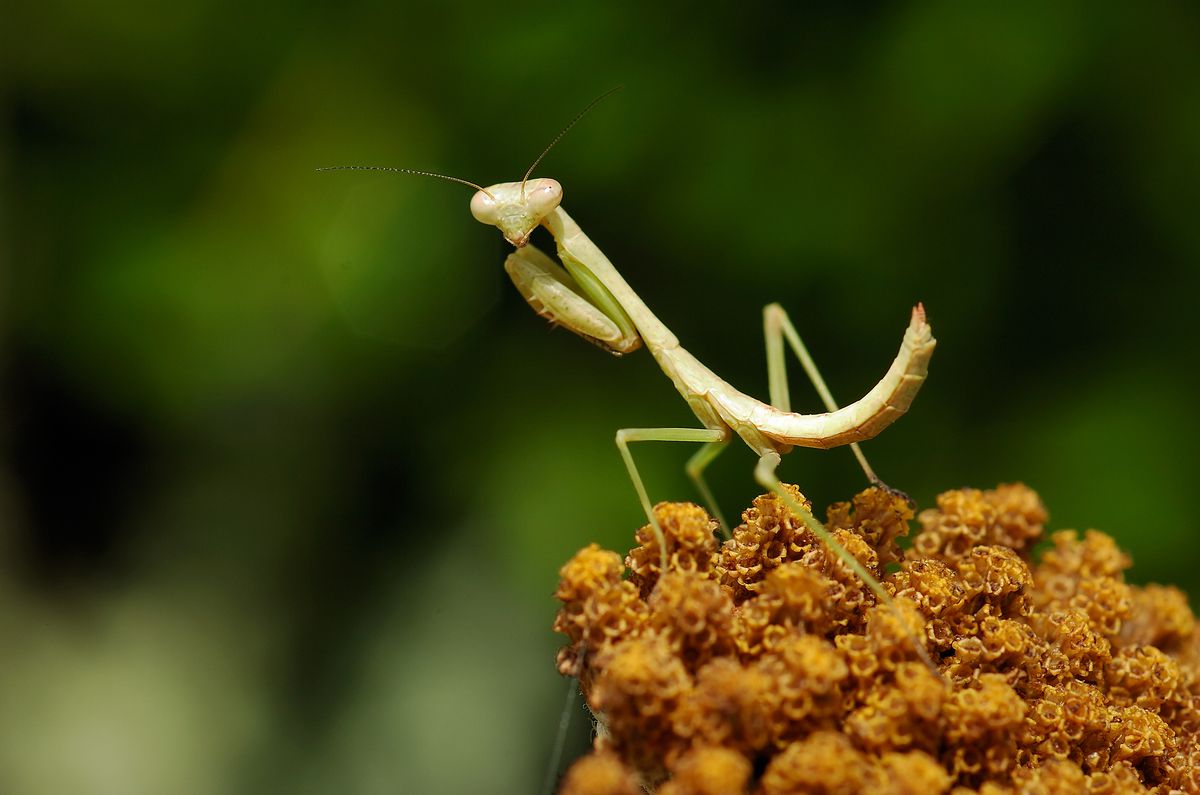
615, 427, 729, 571
753, 450, 940, 677
763, 303, 881, 486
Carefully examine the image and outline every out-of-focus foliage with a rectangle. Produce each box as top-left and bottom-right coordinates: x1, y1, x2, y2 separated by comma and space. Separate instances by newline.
1, 2, 1198, 793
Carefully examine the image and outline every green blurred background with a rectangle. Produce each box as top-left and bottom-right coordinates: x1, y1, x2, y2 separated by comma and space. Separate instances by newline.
3, 2, 1199, 793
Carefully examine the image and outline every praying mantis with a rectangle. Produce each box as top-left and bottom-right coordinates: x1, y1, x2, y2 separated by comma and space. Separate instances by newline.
320, 91, 938, 659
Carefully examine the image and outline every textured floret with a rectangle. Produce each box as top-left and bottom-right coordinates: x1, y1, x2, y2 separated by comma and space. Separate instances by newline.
942, 674, 1027, 783
984, 482, 1049, 551
1036, 607, 1112, 684
845, 661, 945, 754
956, 545, 1034, 618
557, 750, 642, 795
758, 731, 872, 795
553, 544, 648, 679
671, 657, 778, 757
1119, 583, 1195, 651
874, 750, 952, 795
825, 486, 915, 567
589, 636, 691, 776
760, 635, 850, 745
647, 570, 735, 672
626, 502, 719, 597
1105, 645, 1182, 711
1034, 530, 1134, 640
733, 561, 833, 656
715, 485, 817, 601
656, 746, 751, 795
910, 483, 1046, 562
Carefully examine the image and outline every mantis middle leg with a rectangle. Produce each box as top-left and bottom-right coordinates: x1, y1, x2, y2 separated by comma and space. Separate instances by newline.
763, 302, 881, 485
685, 440, 732, 536
615, 427, 729, 570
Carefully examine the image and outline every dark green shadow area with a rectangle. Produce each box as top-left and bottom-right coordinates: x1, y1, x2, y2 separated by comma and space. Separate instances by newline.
2, 2, 1199, 792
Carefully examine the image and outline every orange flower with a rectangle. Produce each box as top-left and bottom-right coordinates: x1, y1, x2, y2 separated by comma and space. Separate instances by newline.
552, 484, 1198, 793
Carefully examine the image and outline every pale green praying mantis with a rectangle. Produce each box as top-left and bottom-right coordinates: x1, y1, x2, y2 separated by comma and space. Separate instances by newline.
321, 90, 938, 665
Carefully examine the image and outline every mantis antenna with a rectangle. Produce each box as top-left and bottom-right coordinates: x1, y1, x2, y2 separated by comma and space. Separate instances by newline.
316, 165, 496, 200
519, 85, 624, 200
319, 85, 622, 202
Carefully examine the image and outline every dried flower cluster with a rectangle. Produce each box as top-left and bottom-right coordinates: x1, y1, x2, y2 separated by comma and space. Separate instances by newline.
553, 483, 1200, 794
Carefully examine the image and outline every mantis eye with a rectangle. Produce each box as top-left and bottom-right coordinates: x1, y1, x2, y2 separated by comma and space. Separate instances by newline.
470, 190, 499, 225
524, 179, 563, 216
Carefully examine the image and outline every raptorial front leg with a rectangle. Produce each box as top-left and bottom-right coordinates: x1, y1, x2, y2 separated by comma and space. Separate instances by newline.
614, 427, 729, 571
763, 302, 881, 486
506, 245, 642, 355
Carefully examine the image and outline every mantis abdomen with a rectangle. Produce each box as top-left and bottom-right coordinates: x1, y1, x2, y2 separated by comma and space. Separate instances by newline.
657, 304, 937, 453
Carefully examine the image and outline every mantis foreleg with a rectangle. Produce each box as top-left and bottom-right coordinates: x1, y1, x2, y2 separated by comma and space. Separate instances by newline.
763, 302, 880, 485
506, 245, 641, 354
614, 427, 729, 571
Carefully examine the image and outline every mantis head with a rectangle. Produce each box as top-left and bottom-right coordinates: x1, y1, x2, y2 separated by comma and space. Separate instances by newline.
469, 179, 562, 248
470, 86, 617, 247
